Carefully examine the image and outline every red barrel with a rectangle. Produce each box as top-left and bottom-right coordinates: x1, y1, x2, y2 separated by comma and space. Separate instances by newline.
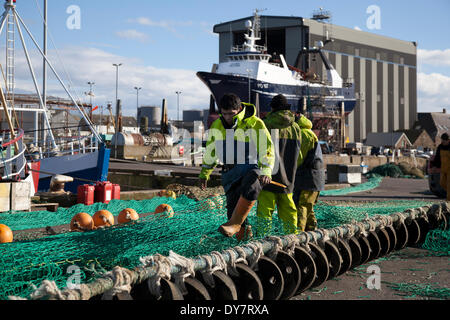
77, 184, 95, 206
112, 184, 121, 200
95, 181, 113, 204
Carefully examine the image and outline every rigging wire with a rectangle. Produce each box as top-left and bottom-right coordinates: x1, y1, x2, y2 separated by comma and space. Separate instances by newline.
31, 0, 92, 122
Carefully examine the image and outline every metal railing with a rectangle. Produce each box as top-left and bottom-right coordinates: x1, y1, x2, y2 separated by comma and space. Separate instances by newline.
26, 134, 100, 160
0, 129, 27, 180
230, 44, 266, 53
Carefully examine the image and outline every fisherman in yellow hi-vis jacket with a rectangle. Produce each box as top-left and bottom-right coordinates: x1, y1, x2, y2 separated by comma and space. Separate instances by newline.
198, 93, 275, 241
293, 114, 325, 232
431, 133, 450, 200
256, 94, 302, 236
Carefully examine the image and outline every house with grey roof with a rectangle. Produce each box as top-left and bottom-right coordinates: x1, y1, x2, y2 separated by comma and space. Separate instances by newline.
365, 132, 412, 149
416, 109, 450, 146
395, 129, 435, 150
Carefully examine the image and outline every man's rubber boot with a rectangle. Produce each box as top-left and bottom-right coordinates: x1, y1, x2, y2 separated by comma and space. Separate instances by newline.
218, 197, 256, 238
236, 225, 253, 242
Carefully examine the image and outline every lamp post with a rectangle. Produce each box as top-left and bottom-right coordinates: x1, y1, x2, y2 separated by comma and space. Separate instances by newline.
113, 63, 122, 105
134, 86, 142, 129
176, 91, 182, 122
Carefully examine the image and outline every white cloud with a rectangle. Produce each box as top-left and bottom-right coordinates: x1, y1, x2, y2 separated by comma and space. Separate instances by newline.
128, 17, 194, 34
7, 45, 210, 119
115, 29, 150, 43
418, 48, 450, 67
418, 72, 450, 112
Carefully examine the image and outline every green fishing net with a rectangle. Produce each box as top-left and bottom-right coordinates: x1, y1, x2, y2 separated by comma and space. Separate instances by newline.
0, 192, 444, 300
385, 282, 450, 299
367, 163, 425, 179
321, 175, 383, 196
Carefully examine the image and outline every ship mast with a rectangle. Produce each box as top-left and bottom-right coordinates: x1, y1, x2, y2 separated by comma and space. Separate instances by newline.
0, 0, 57, 149
0, 0, 103, 147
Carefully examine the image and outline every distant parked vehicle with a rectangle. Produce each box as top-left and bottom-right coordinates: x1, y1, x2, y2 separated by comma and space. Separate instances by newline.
427, 155, 446, 198
319, 141, 333, 154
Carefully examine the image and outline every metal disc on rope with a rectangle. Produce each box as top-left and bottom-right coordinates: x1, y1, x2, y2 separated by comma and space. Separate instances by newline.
416, 217, 430, 244
394, 220, 409, 251
367, 231, 381, 261
439, 212, 448, 231
130, 278, 184, 300
357, 236, 371, 265
323, 240, 342, 280
376, 228, 391, 258
274, 250, 301, 300
229, 263, 264, 300
347, 237, 362, 269
197, 270, 238, 300
254, 256, 284, 300
113, 292, 134, 300
427, 211, 442, 230
443, 209, 450, 230
293, 245, 317, 294
308, 242, 329, 288
336, 238, 353, 275
183, 277, 211, 300
384, 225, 398, 254
406, 219, 421, 246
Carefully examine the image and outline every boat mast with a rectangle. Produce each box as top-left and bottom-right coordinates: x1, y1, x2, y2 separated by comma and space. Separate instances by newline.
43, 0, 47, 147
0, 1, 103, 146
0, 0, 57, 149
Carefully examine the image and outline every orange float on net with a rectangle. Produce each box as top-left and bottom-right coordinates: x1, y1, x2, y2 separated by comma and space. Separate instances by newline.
0, 224, 13, 244
200, 198, 217, 211
209, 194, 224, 210
158, 190, 177, 199
118, 208, 139, 224
93, 210, 115, 228
154, 204, 174, 218
70, 212, 94, 232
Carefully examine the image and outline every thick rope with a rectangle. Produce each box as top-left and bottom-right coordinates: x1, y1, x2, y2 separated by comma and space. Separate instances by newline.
284, 234, 299, 257
199, 251, 228, 288
392, 212, 406, 226
363, 214, 377, 232
140, 254, 172, 298
101, 266, 134, 300
26, 280, 80, 300
267, 236, 283, 260
354, 220, 368, 237
167, 251, 196, 296
245, 241, 264, 269
316, 228, 330, 246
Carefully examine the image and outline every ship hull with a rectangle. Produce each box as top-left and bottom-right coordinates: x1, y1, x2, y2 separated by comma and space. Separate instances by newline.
197, 71, 356, 115
37, 145, 110, 193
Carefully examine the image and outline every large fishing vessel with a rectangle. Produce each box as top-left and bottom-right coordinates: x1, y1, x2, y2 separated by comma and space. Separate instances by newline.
197, 11, 356, 117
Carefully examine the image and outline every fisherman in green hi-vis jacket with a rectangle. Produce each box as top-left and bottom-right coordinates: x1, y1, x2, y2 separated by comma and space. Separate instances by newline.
198, 93, 275, 241
256, 94, 302, 236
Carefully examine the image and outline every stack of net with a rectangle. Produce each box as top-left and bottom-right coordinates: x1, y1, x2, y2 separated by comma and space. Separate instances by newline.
367, 163, 425, 179
0, 188, 446, 299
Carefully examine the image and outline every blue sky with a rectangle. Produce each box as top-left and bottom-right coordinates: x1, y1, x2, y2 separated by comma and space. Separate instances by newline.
6, 0, 450, 118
